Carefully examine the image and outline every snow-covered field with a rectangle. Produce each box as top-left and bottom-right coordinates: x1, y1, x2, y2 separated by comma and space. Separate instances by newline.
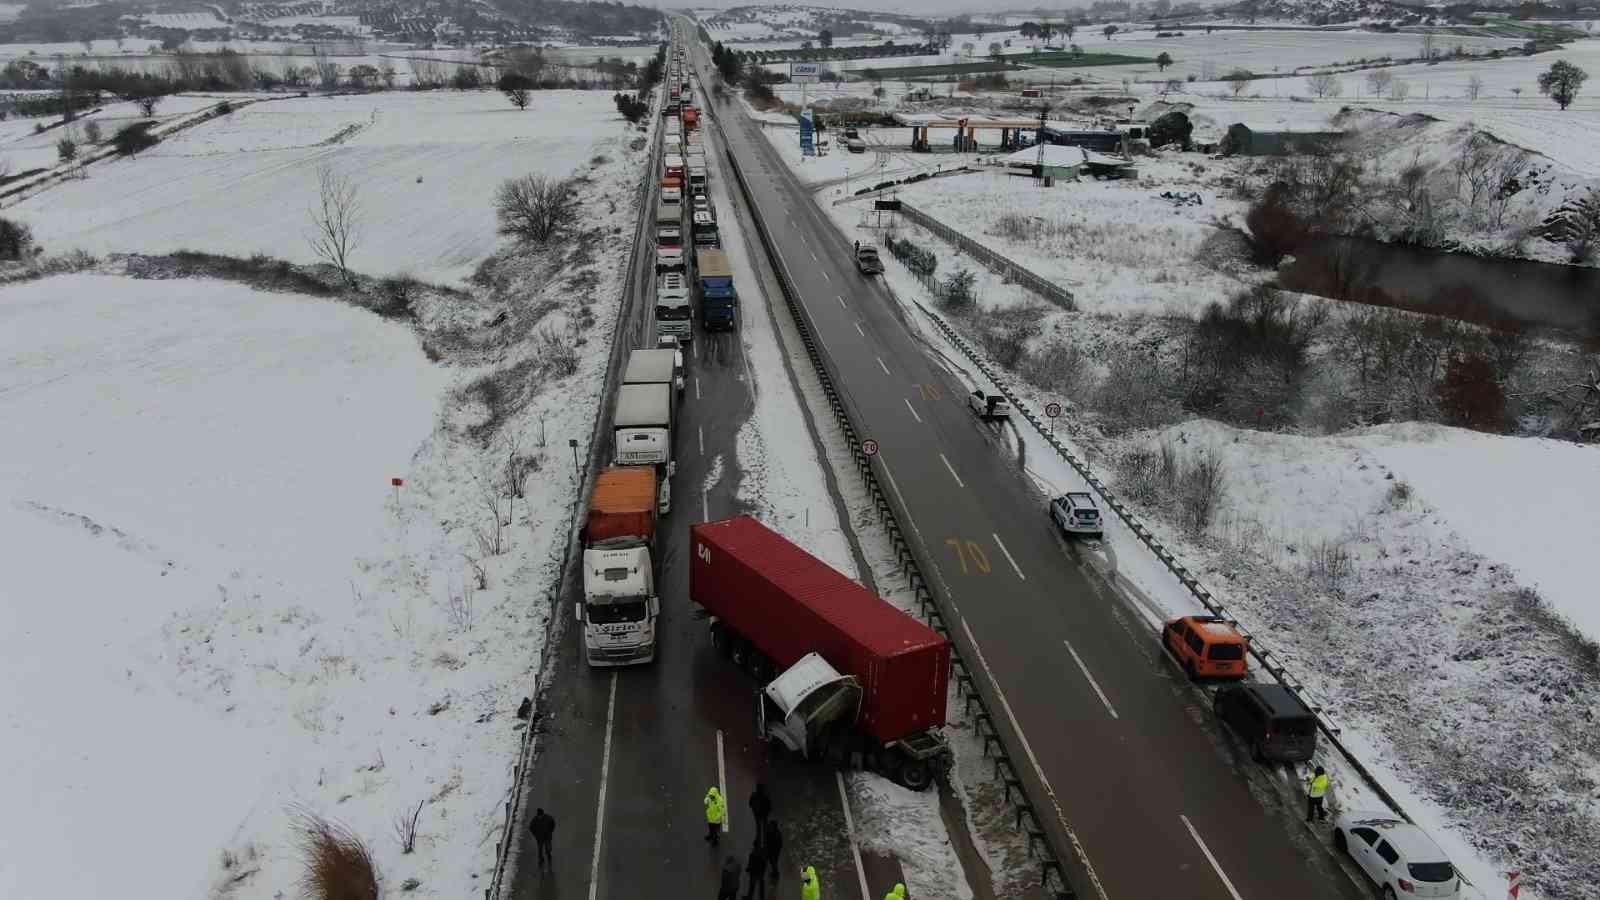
2, 87, 650, 900
0, 274, 448, 900
11, 91, 620, 283
752, 61, 1600, 894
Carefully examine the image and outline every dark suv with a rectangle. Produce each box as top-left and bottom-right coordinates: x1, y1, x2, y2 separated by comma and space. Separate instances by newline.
1213, 683, 1317, 763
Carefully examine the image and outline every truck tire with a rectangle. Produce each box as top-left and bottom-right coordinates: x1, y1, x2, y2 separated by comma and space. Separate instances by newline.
897, 758, 933, 791
710, 623, 731, 658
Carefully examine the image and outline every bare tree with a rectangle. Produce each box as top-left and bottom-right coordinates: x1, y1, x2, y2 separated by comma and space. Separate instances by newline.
306, 166, 361, 284
1389, 79, 1411, 101
1225, 68, 1253, 97
1420, 32, 1437, 60
1306, 72, 1342, 99
1465, 74, 1484, 100
1366, 68, 1393, 97
495, 174, 576, 243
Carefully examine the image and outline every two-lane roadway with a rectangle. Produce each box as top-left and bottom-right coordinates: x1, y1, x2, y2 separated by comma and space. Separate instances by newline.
690, 29, 1367, 900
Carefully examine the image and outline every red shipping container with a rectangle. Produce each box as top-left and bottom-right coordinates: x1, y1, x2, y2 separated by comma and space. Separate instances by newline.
690, 516, 949, 744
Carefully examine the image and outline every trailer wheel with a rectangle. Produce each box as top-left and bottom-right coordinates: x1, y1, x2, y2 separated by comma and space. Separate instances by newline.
710, 623, 731, 658
897, 758, 933, 792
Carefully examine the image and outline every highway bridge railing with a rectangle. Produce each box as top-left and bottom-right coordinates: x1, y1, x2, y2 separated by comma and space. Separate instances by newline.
714, 114, 1083, 900
484, 91, 664, 900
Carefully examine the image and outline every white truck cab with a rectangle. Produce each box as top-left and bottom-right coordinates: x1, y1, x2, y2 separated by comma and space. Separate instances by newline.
757, 653, 863, 759
578, 542, 659, 666
656, 272, 692, 342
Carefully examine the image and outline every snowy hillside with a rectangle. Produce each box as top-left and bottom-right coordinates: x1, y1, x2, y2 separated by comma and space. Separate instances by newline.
11, 91, 621, 283
0, 274, 449, 900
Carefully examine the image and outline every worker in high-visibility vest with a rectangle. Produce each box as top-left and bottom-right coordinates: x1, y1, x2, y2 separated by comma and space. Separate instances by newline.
705, 786, 727, 846
1305, 766, 1330, 822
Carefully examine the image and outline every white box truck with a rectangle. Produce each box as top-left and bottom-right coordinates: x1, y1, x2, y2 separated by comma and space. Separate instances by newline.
613, 382, 675, 513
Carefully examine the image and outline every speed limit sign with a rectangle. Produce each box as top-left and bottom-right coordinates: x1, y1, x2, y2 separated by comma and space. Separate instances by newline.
1045, 402, 1062, 418
862, 439, 880, 457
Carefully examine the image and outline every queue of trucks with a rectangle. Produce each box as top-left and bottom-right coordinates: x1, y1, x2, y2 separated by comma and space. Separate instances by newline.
579, 34, 949, 790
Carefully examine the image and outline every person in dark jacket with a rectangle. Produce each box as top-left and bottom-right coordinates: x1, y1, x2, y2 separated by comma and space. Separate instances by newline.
718, 855, 741, 900
762, 819, 783, 882
748, 784, 773, 839
744, 841, 768, 900
528, 807, 555, 869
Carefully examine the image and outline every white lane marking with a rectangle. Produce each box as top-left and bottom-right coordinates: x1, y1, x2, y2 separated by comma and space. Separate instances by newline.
1181, 814, 1244, 900
810, 249, 819, 262
587, 673, 618, 900
903, 398, 922, 424
939, 453, 966, 489
855, 322, 865, 337
822, 270, 831, 282
1063, 640, 1118, 719
702, 489, 709, 523
716, 729, 729, 835
876, 357, 891, 376
960, 620, 1109, 900
695, 377, 702, 400
837, 295, 847, 309
992, 532, 1027, 582
699, 426, 705, 456
836, 772, 871, 900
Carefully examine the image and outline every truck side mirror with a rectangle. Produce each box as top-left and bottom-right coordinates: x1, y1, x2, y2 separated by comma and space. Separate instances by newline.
649, 597, 660, 616
667, 461, 678, 477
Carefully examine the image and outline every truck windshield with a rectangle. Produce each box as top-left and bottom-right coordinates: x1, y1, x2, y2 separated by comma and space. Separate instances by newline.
656, 305, 691, 320
588, 600, 647, 624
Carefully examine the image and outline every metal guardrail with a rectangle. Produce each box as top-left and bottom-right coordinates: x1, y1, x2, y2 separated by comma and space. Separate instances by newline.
713, 115, 1079, 900
484, 95, 664, 900
896, 203, 1076, 313
911, 299, 1428, 835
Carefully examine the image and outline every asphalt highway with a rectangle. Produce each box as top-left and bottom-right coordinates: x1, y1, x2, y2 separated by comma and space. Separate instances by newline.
687, 30, 1370, 900
507, 43, 899, 900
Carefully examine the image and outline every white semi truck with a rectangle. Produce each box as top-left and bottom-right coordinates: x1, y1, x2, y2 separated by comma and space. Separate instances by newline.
579, 466, 659, 666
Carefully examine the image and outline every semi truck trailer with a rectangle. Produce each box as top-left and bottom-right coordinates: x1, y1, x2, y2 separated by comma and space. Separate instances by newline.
689, 516, 952, 789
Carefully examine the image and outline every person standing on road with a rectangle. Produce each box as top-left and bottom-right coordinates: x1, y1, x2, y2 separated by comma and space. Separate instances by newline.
718, 855, 741, 900
799, 865, 820, 900
744, 841, 768, 900
763, 820, 784, 883
882, 884, 906, 900
748, 784, 773, 840
705, 786, 727, 846
528, 807, 555, 870
1305, 766, 1330, 822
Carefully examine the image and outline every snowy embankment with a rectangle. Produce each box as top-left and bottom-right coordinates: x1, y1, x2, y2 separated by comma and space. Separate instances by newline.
0, 275, 448, 899
1, 90, 650, 899
11, 90, 618, 283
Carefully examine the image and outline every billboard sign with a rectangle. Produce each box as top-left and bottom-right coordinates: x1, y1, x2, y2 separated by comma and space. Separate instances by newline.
799, 108, 815, 156
790, 62, 820, 83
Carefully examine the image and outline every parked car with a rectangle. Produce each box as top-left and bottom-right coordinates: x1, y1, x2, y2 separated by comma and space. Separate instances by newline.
1212, 682, 1316, 763
853, 243, 883, 275
1162, 615, 1248, 679
1332, 813, 1461, 900
967, 390, 1011, 421
1049, 492, 1101, 538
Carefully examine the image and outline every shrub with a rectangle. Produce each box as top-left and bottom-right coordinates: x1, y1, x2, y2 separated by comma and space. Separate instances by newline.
939, 267, 978, 311
885, 235, 936, 276
450, 66, 483, 90
1242, 186, 1307, 265
499, 72, 533, 109
294, 811, 378, 900
1093, 352, 1181, 434
1177, 451, 1226, 537
1019, 339, 1087, 397
110, 121, 159, 157
83, 120, 102, 144
55, 135, 76, 163
1435, 351, 1506, 432
0, 216, 35, 260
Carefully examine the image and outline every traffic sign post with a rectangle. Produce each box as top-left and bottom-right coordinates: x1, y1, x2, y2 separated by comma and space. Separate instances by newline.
1044, 401, 1061, 436
861, 439, 880, 457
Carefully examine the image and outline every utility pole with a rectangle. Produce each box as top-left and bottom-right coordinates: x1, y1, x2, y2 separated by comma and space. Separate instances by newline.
1036, 101, 1048, 186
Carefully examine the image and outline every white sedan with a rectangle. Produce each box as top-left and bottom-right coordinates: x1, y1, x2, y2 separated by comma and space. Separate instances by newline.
1332, 812, 1460, 900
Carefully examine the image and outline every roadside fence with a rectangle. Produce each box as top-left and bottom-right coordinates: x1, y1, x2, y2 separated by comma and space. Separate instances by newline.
897, 202, 1076, 313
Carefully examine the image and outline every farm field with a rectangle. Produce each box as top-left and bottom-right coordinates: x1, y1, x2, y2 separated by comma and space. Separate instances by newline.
10, 90, 629, 282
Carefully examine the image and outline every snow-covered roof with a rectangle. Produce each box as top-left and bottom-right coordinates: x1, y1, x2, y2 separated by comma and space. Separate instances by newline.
999, 145, 1086, 168
1084, 150, 1135, 167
